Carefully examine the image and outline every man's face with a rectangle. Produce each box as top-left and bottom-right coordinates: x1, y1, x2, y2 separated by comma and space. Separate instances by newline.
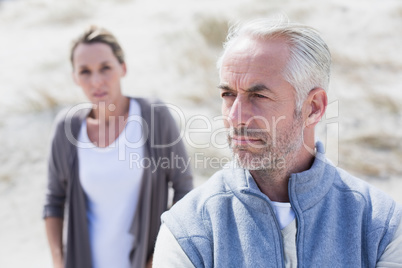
219, 37, 304, 171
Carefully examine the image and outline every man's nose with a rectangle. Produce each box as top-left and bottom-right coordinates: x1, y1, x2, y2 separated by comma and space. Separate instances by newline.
228, 96, 252, 128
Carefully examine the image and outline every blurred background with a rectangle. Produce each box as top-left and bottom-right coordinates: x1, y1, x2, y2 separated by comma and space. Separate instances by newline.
0, 0, 401, 266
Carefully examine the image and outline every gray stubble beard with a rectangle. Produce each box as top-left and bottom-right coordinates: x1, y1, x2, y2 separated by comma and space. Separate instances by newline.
229, 111, 304, 179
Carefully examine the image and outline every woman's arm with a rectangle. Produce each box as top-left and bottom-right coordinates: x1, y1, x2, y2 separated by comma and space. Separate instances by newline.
44, 111, 71, 268
156, 103, 194, 202
45, 217, 64, 268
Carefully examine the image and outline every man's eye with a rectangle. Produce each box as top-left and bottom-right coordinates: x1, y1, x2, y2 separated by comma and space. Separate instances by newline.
221, 92, 235, 98
254, 93, 266, 98
101, 66, 111, 71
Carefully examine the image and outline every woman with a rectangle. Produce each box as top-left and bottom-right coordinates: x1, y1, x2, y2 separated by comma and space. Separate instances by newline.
43, 25, 193, 268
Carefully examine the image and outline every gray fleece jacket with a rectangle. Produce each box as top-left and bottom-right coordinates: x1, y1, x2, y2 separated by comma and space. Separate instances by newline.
162, 142, 401, 267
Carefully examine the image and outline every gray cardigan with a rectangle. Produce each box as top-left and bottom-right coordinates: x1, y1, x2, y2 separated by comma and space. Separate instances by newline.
43, 98, 193, 268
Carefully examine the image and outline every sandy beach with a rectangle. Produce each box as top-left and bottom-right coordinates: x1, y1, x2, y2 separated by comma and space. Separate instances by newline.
0, 0, 401, 266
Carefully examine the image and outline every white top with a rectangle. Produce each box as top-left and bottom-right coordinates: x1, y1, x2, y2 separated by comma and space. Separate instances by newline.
268, 200, 296, 230
78, 99, 144, 268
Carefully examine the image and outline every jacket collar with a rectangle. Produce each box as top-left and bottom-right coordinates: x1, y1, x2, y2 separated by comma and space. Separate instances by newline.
224, 141, 336, 211
288, 141, 336, 211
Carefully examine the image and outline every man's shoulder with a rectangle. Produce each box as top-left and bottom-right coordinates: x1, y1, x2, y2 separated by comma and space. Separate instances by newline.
332, 166, 401, 225
162, 167, 239, 225
333, 166, 395, 203
161, 167, 237, 247
171, 168, 233, 212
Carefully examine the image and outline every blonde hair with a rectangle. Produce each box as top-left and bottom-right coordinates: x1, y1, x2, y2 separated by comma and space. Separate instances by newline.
70, 25, 125, 66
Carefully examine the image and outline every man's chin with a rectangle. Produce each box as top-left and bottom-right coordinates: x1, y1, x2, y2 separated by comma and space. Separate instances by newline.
231, 145, 263, 155
233, 157, 267, 170
232, 150, 287, 171
233, 151, 263, 169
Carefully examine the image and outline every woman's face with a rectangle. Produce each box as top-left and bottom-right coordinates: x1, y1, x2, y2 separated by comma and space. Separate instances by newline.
72, 42, 126, 106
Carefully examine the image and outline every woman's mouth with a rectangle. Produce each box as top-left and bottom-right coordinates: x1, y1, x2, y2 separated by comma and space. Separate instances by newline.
93, 92, 107, 98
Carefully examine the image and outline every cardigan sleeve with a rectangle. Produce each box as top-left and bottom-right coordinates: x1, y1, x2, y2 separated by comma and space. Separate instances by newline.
43, 110, 70, 219
152, 102, 194, 202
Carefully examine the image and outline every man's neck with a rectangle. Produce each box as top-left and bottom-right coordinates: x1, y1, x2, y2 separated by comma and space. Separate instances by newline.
250, 169, 291, 202
250, 149, 315, 202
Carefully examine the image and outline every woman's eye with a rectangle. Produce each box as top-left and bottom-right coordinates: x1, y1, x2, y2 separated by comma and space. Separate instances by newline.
80, 70, 90, 75
101, 66, 111, 71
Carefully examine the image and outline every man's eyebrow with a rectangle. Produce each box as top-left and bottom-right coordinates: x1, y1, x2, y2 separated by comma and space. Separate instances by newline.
246, 84, 271, 93
217, 84, 232, 91
217, 84, 272, 93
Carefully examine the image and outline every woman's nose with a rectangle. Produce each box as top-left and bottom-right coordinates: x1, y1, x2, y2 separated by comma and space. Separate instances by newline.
90, 72, 103, 87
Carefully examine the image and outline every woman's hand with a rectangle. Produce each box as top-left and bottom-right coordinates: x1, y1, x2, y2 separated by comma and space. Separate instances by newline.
45, 217, 64, 268
146, 254, 153, 268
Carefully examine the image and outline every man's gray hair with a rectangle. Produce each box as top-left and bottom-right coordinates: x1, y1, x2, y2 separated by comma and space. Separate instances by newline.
217, 17, 331, 110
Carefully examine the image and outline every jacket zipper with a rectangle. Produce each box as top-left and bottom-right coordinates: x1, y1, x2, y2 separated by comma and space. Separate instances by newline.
243, 190, 286, 268
288, 175, 301, 268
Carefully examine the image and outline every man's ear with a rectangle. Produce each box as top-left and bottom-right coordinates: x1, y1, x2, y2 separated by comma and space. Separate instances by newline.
303, 87, 327, 128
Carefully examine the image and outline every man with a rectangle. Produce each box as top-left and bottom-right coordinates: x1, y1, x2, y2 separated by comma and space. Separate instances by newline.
153, 18, 402, 267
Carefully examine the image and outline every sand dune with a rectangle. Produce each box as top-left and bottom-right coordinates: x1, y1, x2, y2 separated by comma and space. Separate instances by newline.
0, 0, 401, 266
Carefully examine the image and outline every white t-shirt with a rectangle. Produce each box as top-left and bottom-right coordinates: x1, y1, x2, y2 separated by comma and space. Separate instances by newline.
78, 99, 144, 268
268, 200, 296, 230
